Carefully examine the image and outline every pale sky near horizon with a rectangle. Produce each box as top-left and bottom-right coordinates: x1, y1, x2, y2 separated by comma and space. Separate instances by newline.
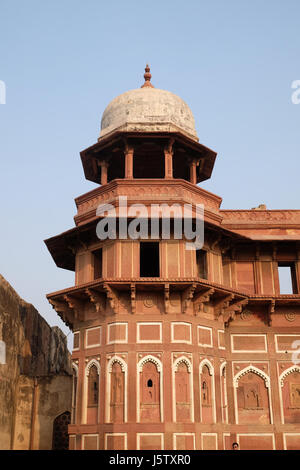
0, 0, 300, 349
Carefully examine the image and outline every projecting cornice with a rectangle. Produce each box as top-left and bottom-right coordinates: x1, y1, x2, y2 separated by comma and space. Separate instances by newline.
46, 277, 300, 330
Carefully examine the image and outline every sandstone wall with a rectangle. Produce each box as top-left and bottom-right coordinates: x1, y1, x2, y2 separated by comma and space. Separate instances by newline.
0, 274, 72, 449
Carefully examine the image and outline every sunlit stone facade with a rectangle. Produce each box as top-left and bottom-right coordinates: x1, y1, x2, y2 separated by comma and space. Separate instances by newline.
46, 67, 300, 450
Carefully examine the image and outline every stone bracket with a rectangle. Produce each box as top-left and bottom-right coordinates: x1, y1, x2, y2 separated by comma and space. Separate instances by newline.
193, 288, 215, 315
164, 283, 170, 314
103, 283, 118, 314
214, 294, 234, 318
130, 283, 136, 314
222, 298, 249, 327
49, 298, 73, 328
267, 299, 275, 327
85, 288, 104, 314
182, 283, 197, 314
63, 295, 84, 322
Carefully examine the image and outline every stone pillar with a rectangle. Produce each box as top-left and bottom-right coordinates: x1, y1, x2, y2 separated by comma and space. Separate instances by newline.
189, 159, 197, 185
99, 161, 109, 185
164, 141, 174, 179
124, 146, 134, 179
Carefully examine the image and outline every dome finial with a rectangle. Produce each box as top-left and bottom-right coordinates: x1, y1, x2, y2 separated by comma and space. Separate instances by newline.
141, 64, 154, 88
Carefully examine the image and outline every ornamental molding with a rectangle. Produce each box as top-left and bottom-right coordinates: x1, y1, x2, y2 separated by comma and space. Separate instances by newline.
85, 358, 101, 376
240, 309, 252, 321
107, 355, 127, 373
199, 358, 214, 376
221, 210, 300, 223
233, 365, 270, 388
143, 295, 155, 308
173, 356, 192, 373
284, 312, 296, 322
137, 354, 162, 373
279, 365, 300, 387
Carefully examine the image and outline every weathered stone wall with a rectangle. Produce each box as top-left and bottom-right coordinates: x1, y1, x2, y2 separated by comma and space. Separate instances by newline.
0, 274, 72, 450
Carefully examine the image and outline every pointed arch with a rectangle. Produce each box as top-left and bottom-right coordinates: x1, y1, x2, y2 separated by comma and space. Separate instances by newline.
279, 365, 300, 424
172, 355, 194, 423
82, 358, 101, 424
220, 362, 228, 424
199, 358, 214, 375
106, 356, 128, 422
279, 365, 300, 387
71, 362, 79, 424
173, 355, 192, 373
137, 355, 163, 422
137, 354, 162, 373
85, 358, 101, 376
233, 365, 273, 425
199, 358, 216, 423
233, 365, 270, 388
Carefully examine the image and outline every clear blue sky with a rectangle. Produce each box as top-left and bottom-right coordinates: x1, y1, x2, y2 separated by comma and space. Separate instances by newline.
0, 0, 299, 348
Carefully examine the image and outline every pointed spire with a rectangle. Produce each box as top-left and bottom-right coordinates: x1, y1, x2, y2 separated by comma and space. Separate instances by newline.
141, 64, 154, 88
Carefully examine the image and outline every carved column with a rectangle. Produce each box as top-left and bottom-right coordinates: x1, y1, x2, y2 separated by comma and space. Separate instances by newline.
99, 161, 109, 185
189, 159, 197, 185
124, 145, 134, 179
164, 139, 174, 179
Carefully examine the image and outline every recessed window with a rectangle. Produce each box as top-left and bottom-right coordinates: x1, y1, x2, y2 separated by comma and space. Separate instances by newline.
140, 242, 160, 277
93, 248, 102, 280
147, 379, 153, 388
196, 250, 207, 279
278, 263, 297, 294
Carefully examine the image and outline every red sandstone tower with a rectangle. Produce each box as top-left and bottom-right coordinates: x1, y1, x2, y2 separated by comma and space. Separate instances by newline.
46, 66, 300, 450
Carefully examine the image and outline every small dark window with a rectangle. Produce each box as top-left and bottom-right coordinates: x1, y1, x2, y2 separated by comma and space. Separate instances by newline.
196, 250, 207, 279
147, 379, 153, 387
278, 263, 297, 294
140, 242, 160, 277
93, 248, 102, 279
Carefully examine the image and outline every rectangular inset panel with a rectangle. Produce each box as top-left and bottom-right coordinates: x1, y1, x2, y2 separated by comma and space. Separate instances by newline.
222, 258, 231, 287
105, 243, 115, 278
171, 322, 192, 344
121, 242, 133, 278
173, 433, 195, 450
76, 253, 87, 285
197, 326, 213, 347
275, 335, 300, 353
167, 243, 180, 277
137, 433, 164, 450
76, 252, 92, 285
105, 433, 127, 450
231, 334, 267, 353
69, 435, 76, 450
236, 261, 255, 294
85, 326, 101, 348
283, 433, 300, 450
73, 331, 80, 351
237, 434, 275, 450
107, 323, 128, 344
184, 248, 194, 277
201, 433, 218, 450
261, 261, 274, 295
211, 253, 221, 283
218, 330, 225, 350
82, 434, 99, 450
137, 322, 162, 343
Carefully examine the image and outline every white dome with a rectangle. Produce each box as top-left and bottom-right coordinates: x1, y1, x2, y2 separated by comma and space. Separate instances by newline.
99, 87, 198, 141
